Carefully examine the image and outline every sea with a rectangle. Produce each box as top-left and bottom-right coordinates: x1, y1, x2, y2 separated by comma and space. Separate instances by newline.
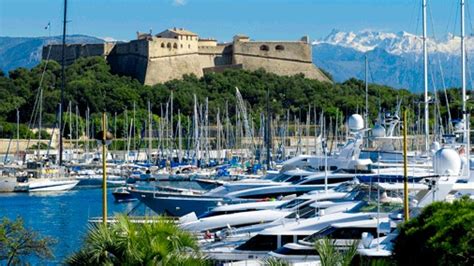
0, 181, 200, 264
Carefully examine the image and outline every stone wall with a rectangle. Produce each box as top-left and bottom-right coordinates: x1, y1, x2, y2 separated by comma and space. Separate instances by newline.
233, 41, 312, 63
234, 54, 329, 81
43, 43, 113, 64
106, 41, 148, 83
232, 40, 329, 81
198, 44, 233, 69
144, 54, 203, 84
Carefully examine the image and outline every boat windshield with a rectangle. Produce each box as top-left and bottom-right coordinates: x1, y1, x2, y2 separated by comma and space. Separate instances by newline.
285, 205, 316, 219
333, 168, 373, 174
303, 225, 382, 243
333, 182, 355, 193
273, 246, 317, 256
272, 173, 304, 183
277, 198, 310, 209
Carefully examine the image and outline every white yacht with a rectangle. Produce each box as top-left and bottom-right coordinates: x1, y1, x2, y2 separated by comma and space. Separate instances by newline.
202, 211, 385, 263
181, 191, 361, 233
15, 161, 79, 192
268, 218, 396, 263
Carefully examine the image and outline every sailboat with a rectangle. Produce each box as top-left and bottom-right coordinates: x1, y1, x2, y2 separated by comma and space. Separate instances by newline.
14, 0, 78, 192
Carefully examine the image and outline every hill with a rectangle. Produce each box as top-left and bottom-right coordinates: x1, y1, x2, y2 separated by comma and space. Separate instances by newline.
0, 35, 103, 74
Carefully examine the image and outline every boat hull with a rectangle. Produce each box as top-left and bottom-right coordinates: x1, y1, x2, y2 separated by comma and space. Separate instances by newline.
0, 177, 17, 192
129, 189, 227, 217
17, 179, 79, 192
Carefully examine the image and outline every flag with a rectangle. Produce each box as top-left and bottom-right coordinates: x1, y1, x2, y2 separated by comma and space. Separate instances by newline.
44, 22, 50, 30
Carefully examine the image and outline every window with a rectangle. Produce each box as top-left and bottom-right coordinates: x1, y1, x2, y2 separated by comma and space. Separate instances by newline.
181, 44, 183, 48
167, 43, 171, 48
276, 45, 285, 51
300, 176, 353, 185
173, 43, 178, 49
161, 43, 165, 48
286, 175, 303, 184
260, 44, 269, 51
278, 199, 308, 209
236, 235, 277, 251
188, 44, 191, 48
274, 246, 317, 256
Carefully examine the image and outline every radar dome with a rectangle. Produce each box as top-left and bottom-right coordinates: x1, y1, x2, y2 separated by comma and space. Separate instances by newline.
372, 124, 386, 137
430, 141, 441, 154
433, 148, 461, 176
348, 114, 364, 131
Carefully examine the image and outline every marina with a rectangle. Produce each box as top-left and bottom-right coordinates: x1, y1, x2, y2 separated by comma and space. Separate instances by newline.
1, 0, 474, 265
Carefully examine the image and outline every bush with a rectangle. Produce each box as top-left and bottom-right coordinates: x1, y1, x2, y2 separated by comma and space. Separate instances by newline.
393, 197, 474, 265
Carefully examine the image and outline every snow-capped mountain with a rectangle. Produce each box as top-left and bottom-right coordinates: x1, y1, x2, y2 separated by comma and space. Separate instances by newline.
314, 29, 473, 55
312, 30, 473, 91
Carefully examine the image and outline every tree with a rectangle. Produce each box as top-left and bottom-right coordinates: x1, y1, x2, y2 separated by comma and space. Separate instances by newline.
393, 197, 474, 265
314, 238, 359, 266
3, 55, 468, 142
66, 215, 208, 265
0, 217, 55, 265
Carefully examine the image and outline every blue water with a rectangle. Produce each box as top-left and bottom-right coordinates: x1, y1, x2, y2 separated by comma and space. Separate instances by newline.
0, 188, 144, 264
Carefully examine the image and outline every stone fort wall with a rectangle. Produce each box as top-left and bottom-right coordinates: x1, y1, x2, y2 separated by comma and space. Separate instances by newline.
232, 40, 327, 80
42, 29, 330, 84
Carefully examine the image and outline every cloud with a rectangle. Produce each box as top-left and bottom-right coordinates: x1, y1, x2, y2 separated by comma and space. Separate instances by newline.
173, 0, 186, 6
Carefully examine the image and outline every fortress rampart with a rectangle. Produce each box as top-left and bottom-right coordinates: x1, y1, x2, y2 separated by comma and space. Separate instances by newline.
43, 28, 330, 84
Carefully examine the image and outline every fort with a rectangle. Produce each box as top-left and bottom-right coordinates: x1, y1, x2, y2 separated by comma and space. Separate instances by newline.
43, 28, 330, 85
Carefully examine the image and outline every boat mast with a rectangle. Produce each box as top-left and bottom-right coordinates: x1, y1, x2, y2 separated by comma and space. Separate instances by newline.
38, 87, 43, 160
216, 108, 221, 163
86, 107, 90, 157
365, 54, 369, 136
148, 100, 152, 163
205, 97, 209, 164
461, 0, 467, 141
16, 109, 19, 161
266, 88, 271, 169
461, 0, 470, 178
193, 94, 200, 165
75, 105, 79, 153
178, 109, 182, 164
422, 0, 429, 151
59, 0, 67, 166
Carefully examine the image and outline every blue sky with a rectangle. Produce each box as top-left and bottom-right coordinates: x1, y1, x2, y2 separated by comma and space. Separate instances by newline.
0, 0, 471, 41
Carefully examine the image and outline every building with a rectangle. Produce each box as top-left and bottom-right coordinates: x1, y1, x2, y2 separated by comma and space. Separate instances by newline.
43, 28, 330, 85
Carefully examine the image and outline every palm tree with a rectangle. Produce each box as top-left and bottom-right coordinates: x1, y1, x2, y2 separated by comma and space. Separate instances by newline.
314, 238, 359, 266
261, 257, 289, 266
66, 215, 208, 265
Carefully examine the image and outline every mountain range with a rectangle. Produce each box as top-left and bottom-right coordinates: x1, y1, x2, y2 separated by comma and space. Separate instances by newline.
312, 29, 473, 92
1, 31, 472, 92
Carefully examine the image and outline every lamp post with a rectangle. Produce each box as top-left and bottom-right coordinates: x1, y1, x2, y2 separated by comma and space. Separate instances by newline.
95, 112, 113, 224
